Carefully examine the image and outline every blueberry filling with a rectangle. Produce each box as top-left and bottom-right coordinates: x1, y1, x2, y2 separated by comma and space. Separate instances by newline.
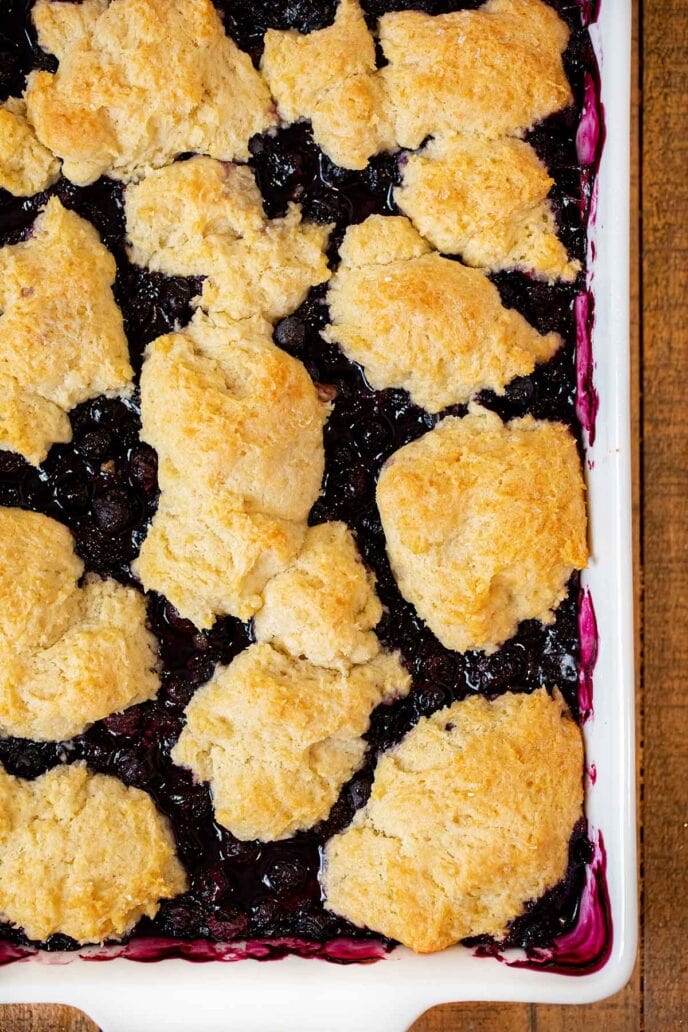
0, 0, 598, 960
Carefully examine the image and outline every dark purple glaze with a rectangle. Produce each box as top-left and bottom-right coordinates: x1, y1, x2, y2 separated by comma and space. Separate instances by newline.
0, 0, 610, 972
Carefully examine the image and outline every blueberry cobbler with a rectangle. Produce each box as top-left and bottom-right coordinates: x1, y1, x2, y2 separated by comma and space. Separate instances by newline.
0, 0, 602, 960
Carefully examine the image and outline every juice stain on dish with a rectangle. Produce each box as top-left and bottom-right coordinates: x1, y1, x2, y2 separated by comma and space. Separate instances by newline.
578, 587, 598, 723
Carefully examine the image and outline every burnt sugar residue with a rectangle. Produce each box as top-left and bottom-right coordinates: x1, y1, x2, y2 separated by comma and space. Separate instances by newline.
0, 0, 610, 970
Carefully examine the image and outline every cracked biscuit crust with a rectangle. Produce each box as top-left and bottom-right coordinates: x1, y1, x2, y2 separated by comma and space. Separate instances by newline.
395, 133, 580, 282
379, 0, 572, 150
324, 216, 561, 412
0, 197, 132, 465
0, 763, 187, 943
376, 407, 588, 654
0, 509, 160, 741
261, 0, 394, 170
125, 157, 331, 321
0, 98, 60, 197
172, 642, 411, 841
26, 0, 276, 185
253, 522, 382, 670
322, 688, 583, 953
133, 312, 328, 626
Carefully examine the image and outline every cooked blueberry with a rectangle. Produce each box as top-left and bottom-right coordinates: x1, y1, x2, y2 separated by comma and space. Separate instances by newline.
346, 772, 373, 811
0, 451, 27, 477
193, 865, 234, 905
0, 738, 63, 780
73, 739, 113, 774
128, 443, 158, 493
293, 910, 333, 941
422, 653, 458, 686
206, 909, 249, 941
86, 397, 127, 428
76, 525, 137, 573
156, 898, 206, 939
249, 898, 286, 937
504, 376, 536, 407
219, 834, 261, 866
93, 488, 134, 533
351, 419, 393, 457
464, 646, 524, 694
163, 773, 212, 820
412, 683, 447, 717
0, 31, 23, 102
262, 858, 308, 897
55, 478, 90, 513
274, 315, 306, 351
114, 750, 152, 788
163, 602, 197, 635
102, 706, 147, 737
42, 933, 80, 953
146, 712, 183, 751
185, 653, 214, 685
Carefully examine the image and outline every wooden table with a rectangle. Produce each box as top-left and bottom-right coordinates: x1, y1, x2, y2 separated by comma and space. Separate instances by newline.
2, 1, 686, 1029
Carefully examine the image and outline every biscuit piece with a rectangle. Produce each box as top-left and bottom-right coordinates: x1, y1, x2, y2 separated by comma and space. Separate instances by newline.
379, 0, 572, 150
136, 312, 327, 519
26, 0, 276, 185
376, 407, 587, 653
0, 509, 160, 741
0, 197, 132, 465
173, 642, 411, 841
322, 688, 583, 952
136, 495, 307, 632
395, 134, 579, 282
125, 157, 331, 321
324, 216, 561, 412
0, 98, 60, 196
133, 312, 328, 626
254, 522, 382, 669
0, 763, 186, 943
262, 0, 394, 170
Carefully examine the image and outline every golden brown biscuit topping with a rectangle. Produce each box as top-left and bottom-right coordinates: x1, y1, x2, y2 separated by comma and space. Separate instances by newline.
26, 0, 276, 185
173, 642, 410, 841
395, 133, 580, 282
253, 522, 382, 670
262, 0, 394, 170
0, 98, 60, 197
0, 763, 186, 943
322, 689, 583, 952
376, 406, 588, 653
0, 509, 160, 741
324, 216, 561, 412
133, 312, 329, 626
0, 197, 132, 465
125, 157, 331, 322
379, 0, 572, 150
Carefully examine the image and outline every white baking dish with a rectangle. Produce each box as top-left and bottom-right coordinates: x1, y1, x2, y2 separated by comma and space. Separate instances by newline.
0, 3, 635, 1028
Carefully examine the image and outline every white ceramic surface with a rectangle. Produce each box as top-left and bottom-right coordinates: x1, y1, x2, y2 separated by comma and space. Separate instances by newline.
0, 4, 635, 1029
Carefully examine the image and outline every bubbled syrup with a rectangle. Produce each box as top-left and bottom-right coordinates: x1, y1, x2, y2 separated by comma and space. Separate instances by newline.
0, 0, 610, 969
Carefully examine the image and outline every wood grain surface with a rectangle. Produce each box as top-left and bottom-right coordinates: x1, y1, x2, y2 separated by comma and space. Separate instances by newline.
1, 1, 686, 1029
